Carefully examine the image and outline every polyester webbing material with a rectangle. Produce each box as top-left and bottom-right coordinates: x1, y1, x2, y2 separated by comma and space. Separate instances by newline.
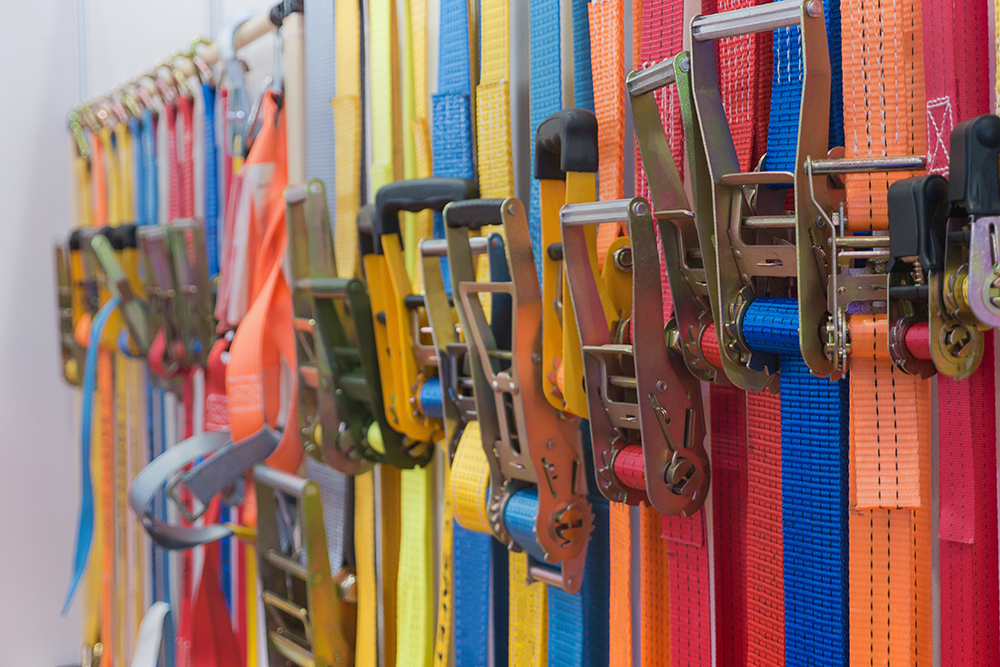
711, 383, 748, 667
588, 0, 625, 266
476, 0, 513, 200
745, 389, 784, 666
202, 84, 220, 278
571, 0, 594, 111
921, 0, 990, 174
333, 0, 363, 278
847, 315, 932, 667
355, 470, 378, 667
608, 502, 632, 666
742, 298, 849, 666
764, 0, 843, 174
528, 0, 562, 277
397, 465, 434, 667
660, 512, 711, 667
939, 333, 1000, 667
304, 0, 339, 235
639, 505, 671, 667
841, 0, 924, 230
634, 0, 685, 323
369, 0, 402, 196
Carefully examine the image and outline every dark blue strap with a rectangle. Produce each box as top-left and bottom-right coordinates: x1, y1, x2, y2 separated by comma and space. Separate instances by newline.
130, 117, 145, 225
743, 298, 849, 666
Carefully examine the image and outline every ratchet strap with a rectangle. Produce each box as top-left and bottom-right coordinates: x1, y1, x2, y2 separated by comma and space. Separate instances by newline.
841, 1, 934, 663
742, 299, 849, 666
758, 1, 847, 663
468, 1, 547, 664
588, 0, 625, 266
432, 2, 509, 665
333, 0, 364, 279
632, 4, 715, 666
919, 2, 998, 663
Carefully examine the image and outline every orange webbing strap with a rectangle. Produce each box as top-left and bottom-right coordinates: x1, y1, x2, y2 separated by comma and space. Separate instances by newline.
588, 0, 625, 267
225, 92, 302, 472
841, 0, 930, 660
608, 503, 632, 666
847, 315, 932, 666
841, 0, 925, 231
98, 349, 116, 667
639, 505, 671, 667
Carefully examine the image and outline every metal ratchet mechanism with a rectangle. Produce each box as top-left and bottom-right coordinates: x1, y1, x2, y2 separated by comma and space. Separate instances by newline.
536, 109, 601, 417
254, 465, 355, 667
446, 198, 591, 593
419, 232, 508, 462
562, 198, 710, 516
56, 229, 96, 386
286, 180, 382, 473
363, 177, 478, 468
90, 224, 151, 355
887, 115, 1000, 379
627, 52, 721, 384
689, 0, 925, 385
138, 219, 215, 383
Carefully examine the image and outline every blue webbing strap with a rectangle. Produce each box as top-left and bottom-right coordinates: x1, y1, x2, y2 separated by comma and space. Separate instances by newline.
526, 1, 608, 664
764, 0, 843, 172
131, 117, 145, 224
63, 295, 121, 613
528, 0, 563, 276
742, 298, 849, 666
202, 83, 219, 279
571, 0, 594, 112
432, 0, 508, 664
140, 110, 158, 227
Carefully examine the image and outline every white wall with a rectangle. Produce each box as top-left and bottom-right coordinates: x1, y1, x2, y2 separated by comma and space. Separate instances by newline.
0, 1, 270, 663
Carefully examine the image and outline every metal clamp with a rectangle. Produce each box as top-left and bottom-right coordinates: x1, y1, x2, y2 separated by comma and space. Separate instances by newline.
447, 197, 592, 593
562, 197, 710, 517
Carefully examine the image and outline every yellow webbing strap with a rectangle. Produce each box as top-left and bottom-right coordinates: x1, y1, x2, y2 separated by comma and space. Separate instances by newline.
450, 421, 492, 533
333, 0, 363, 278
355, 469, 379, 667
381, 465, 402, 667
396, 4, 437, 664
245, 541, 259, 667
370, 0, 404, 196
433, 447, 455, 667
475, 2, 546, 661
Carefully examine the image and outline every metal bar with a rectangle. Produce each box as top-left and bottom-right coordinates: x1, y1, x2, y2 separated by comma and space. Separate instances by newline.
528, 565, 565, 588
627, 58, 677, 97
692, 0, 803, 41
263, 550, 309, 579
561, 200, 638, 226
419, 236, 490, 257
809, 155, 926, 174
608, 375, 638, 389
254, 465, 309, 498
743, 216, 797, 229
263, 591, 309, 621
835, 236, 890, 247
268, 631, 315, 667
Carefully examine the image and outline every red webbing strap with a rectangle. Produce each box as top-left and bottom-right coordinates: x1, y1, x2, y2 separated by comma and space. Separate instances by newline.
166, 104, 181, 222
921, 0, 990, 174
744, 390, 783, 666
710, 384, 747, 666
189, 499, 241, 667
178, 96, 196, 219
177, 373, 196, 667
939, 333, 1000, 666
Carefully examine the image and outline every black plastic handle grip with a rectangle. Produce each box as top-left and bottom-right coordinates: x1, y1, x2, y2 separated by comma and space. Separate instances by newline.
949, 114, 1000, 217
888, 175, 948, 273
534, 109, 599, 181
111, 224, 138, 250
444, 199, 506, 230
373, 178, 478, 252
357, 203, 377, 257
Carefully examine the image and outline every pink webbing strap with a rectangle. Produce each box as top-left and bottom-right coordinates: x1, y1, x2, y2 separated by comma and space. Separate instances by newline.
166, 103, 182, 222
921, 0, 989, 174
939, 333, 1000, 666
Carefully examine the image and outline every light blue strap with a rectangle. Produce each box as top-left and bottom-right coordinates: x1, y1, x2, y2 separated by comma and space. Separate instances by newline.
62, 294, 121, 613
141, 109, 158, 226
